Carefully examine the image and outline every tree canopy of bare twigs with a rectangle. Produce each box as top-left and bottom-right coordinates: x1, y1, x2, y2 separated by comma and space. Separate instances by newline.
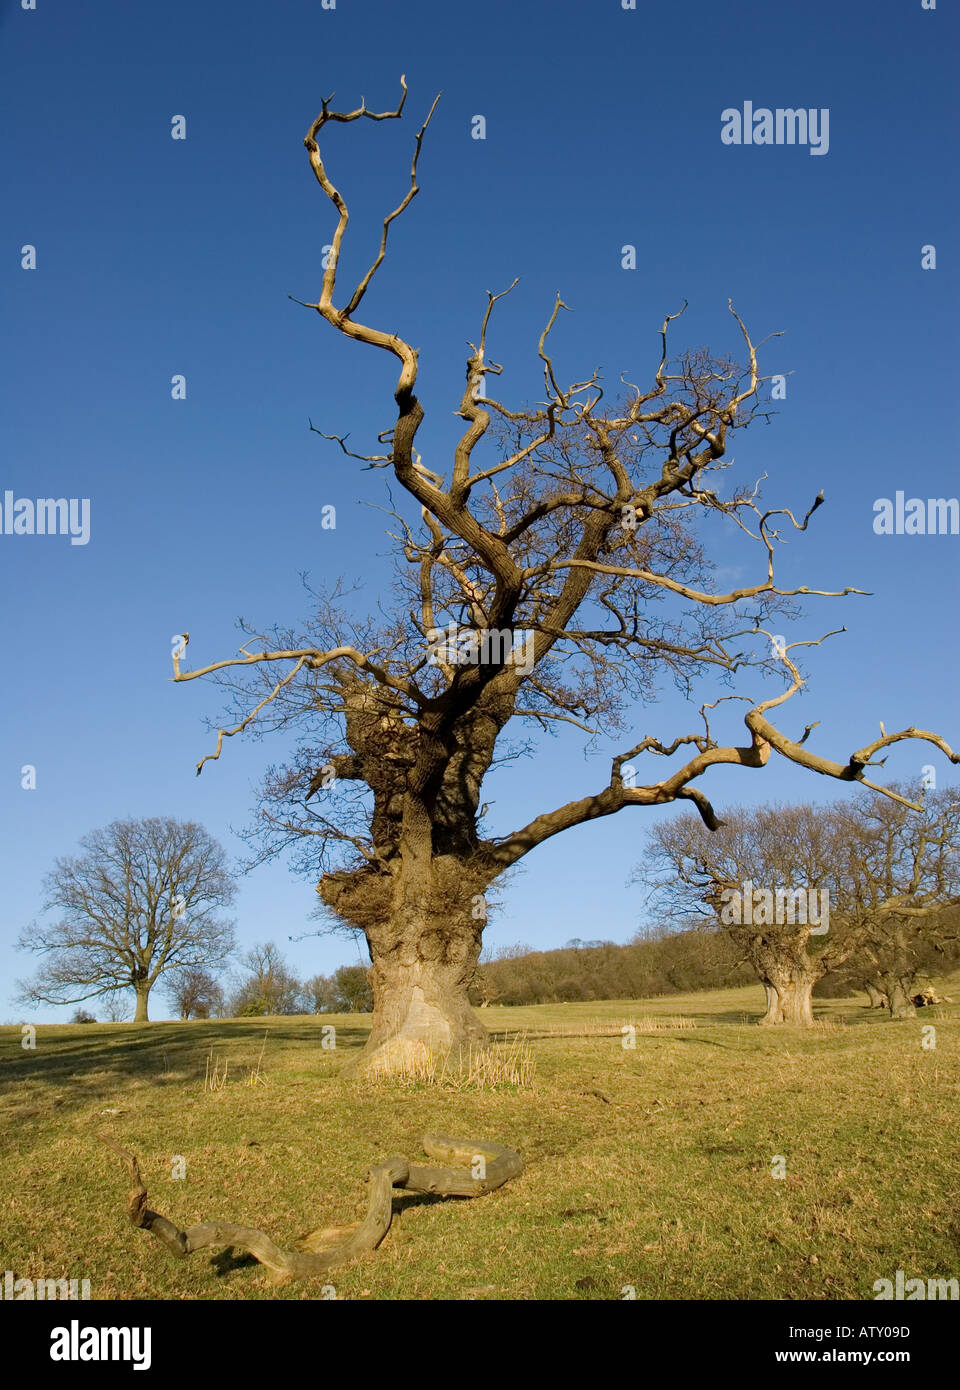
639, 785, 960, 1023
17, 817, 235, 1023
170, 79, 958, 1072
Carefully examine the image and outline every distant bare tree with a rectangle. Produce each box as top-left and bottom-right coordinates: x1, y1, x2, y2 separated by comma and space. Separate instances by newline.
163, 966, 225, 1020
329, 964, 373, 1013
303, 973, 338, 1013
102, 994, 132, 1023
17, 818, 235, 1023
302, 965, 373, 1013
642, 803, 860, 1025
229, 942, 303, 1016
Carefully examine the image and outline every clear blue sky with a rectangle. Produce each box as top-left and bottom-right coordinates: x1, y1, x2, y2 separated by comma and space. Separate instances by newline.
2, 0, 957, 1021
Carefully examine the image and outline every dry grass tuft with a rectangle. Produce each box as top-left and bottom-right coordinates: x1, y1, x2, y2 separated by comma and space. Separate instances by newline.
243, 1031, 270, 1088
202, 1049, 229, 1092
363, 1037, 535, 1089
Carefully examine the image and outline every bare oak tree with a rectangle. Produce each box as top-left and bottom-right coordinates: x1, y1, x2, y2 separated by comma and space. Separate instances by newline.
642, 789, 960, 1024
642, 803, 859, 1025
172, 80, 958, 1073
228, 941, 303, 1017
831, 788, 960, 1018
163, 965, 225, 1020
17, 817, 235, 1023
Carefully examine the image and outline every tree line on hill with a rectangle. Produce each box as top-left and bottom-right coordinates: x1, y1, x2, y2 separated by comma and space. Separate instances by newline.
153, 945, 373, 1020
65, 947, 374, 1023
468, 921, 960, 1011
470, 929, 756, 1007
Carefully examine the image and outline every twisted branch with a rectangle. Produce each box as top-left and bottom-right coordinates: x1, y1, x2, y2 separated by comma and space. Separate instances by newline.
98, 1133, 522, 1283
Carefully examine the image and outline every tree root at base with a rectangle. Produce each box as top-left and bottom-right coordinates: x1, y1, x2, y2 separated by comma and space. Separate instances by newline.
97, 1133, 522, 1282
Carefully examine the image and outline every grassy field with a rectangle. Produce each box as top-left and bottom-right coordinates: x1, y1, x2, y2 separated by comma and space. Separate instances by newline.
1, 978, 958, 1301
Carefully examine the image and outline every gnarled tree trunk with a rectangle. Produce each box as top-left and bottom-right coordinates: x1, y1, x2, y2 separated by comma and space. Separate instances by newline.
863, 980, 888, 1009
362, 915, 487, 1072
321, 846, 492, 1076
884, 975, 917, 1021
758, 967, 818, 1026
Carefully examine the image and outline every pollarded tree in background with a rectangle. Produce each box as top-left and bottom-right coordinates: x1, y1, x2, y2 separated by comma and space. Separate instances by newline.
172, 80, 958, 1074
641, 803, 851, 1025
640, 787, 960, 1024
831, 787, 960, 1018
17, 817, 235, 1023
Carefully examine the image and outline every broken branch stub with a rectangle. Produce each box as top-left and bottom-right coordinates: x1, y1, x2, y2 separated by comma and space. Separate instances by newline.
98, 1132, 522, 1283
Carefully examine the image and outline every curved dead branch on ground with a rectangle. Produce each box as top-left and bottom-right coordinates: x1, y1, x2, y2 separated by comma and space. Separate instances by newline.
98, 1133, 522, 1282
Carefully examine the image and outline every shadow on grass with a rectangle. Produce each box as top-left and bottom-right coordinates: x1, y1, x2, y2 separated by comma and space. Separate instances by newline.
0, 1018, 371, 1105
487, 1009, 758, 1040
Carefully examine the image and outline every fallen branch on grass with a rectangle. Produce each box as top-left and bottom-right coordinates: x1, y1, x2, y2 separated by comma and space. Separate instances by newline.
96, 1132, 522, 1282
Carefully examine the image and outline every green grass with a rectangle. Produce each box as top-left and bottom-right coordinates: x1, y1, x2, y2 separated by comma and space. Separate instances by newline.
1, 979, 958, 1300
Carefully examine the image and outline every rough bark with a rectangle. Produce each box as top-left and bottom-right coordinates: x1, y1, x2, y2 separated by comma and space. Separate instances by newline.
863, 980, 888, 1009
362, 933, 487, 1072
320, 845, 494, 1074
758, 969, 817, 1026
98, 1133, 522, 1284
885, 976, 918, 1021
132, 983, 150, 1023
